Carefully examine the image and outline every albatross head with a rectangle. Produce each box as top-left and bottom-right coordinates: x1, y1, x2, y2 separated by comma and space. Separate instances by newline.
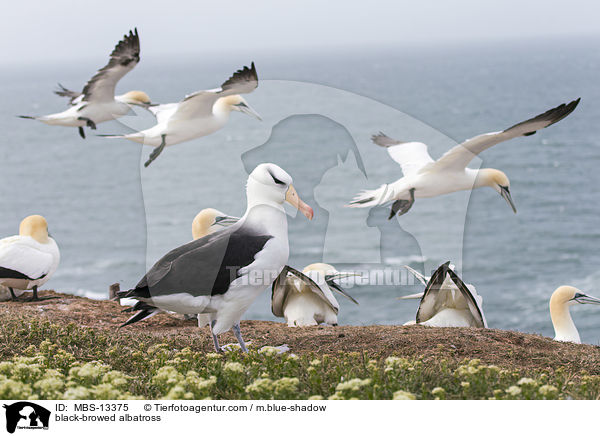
19, 215, 50, 244
219, 95, 261, 120
477, 168, 516, 213
248, 163, 313, 220
120, 90, 153, 107
550, 285, 600, 343
192, 208, 239, 240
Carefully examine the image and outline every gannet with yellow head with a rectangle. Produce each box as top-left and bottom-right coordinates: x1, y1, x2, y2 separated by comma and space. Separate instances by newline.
192, 208, 240, 240
271, 263, 359, 327
349, 99, 580, 218
550, 286, 600, 344
102, 63, 261, 167
19, 29, 152, 139
0, 215, 60, 301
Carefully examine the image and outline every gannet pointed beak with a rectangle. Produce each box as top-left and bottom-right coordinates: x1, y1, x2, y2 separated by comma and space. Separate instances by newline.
236, 102, 262, 121
500, 186, 517, 213
213, 215, 239, 226
573, 292, 600, 305
285, 185, 314, 220
325, 275, 359, 305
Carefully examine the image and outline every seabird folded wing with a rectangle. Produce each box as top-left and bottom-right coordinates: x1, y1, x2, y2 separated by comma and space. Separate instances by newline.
0, 238, 53, 282
429, 98, 581, 172
121, 226, 272, 300
81, 29, 141, 104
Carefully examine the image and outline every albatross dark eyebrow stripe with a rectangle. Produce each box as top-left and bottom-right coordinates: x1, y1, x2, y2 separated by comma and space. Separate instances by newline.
268, 169, 286, 185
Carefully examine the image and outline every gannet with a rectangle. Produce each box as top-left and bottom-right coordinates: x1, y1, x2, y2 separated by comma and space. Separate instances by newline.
400, 262, 487, 328
192, 208, 239, 240
271, 263, 359, 327
104, 63, 261, 167
19, 29, 152, 139
349, 99, 580, 218
550, 286, 600, 344
0, 215, 60, 301
118, 163, 314, 352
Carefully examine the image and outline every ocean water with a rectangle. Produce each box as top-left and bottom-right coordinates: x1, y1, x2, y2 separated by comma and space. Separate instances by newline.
1, 37, 599, 343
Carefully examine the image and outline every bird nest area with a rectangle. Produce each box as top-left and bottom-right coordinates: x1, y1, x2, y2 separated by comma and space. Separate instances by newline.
1, 290, 599, 375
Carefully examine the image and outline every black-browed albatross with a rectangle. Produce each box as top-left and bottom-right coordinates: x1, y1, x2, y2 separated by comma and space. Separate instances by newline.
117, 163, 314, 352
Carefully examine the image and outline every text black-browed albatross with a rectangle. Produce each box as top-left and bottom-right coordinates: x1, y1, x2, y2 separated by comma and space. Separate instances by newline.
117, 163, 314, 352
19, 29, 152, 139
349, 99, 580, 218
102, 63, 261, 167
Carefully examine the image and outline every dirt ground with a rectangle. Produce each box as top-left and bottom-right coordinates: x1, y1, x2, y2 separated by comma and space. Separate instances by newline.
2, 290, 600, 374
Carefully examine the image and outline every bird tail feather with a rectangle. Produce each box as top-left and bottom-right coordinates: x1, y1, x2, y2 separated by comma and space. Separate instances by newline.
347, 184, 392, 208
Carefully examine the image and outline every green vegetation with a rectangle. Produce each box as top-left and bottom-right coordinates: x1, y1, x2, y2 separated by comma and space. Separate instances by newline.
0, 319, 598, 400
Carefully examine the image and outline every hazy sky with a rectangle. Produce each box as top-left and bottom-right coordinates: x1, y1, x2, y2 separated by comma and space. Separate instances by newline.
3, 0, 599, 65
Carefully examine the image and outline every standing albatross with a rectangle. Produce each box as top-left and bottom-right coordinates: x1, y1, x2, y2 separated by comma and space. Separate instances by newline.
117, 163, 314, 352
349, 99, 580, 218
103, 63, 261, 167
19, 29, 152, 139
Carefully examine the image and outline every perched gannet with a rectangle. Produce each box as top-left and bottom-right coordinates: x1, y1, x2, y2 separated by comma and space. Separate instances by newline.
0, 215, 60, 301
118, 164, 314, 352
19, 29, 151, 139
104, 63, 261, 167
192, 208, 239, 240
349, 99, 580, 218
550, 286, 600, 344
400, 262, 487, 328
271, 263, 359, 327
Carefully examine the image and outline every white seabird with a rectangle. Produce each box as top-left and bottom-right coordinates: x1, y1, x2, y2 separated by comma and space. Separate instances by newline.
550, 285, 600, 344
0, 215, 60, 301
118, 163, 314, 352
104, 62, 261, 167
271, 263, 359, 327
349, 99, 580, 218
400, 262, 487, 328
19, 29, 152, 139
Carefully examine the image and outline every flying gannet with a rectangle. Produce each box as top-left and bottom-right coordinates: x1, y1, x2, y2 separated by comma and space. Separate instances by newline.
117, 164, 314, 352
0, 215, 60, 301
550, 285, 600, 344
349, 99, 580, 218
400, 262, 487, 328
19, 29, 151, 139
103, 63, 261, 167
271, 263, 359, 327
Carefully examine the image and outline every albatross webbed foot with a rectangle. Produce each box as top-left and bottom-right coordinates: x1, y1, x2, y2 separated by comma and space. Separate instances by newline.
388, 188, 415, 219
78, 127, 85, 139
23, 286, 58, 302
9, 288, 22, 302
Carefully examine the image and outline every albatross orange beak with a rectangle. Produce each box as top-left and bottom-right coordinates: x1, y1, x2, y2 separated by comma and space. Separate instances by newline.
285, 185, 314, 220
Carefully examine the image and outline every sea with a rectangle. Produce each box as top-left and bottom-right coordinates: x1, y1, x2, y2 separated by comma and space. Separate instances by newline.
1, 36, 599, 343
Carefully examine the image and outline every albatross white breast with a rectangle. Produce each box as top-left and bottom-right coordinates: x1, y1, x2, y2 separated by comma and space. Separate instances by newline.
19, 29, 152, 139
349, 99, 580, 218
118, 163, 314, 352
0, 215, 60, 301
550, 286, 600, 344
271, 263, 359, 327
400, 262, 487, 328
104, 63, 261, 167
